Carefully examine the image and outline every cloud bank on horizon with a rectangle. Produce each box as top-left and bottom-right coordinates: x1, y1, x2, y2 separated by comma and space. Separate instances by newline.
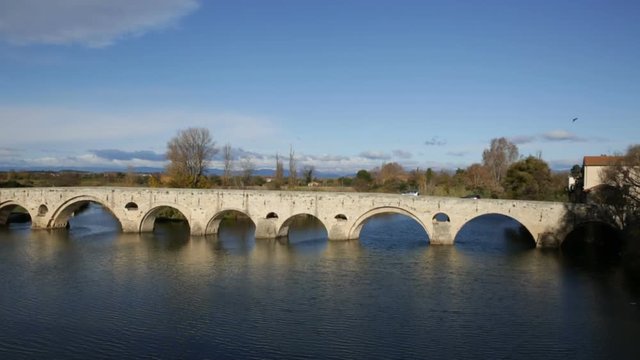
0, 1, 637, 173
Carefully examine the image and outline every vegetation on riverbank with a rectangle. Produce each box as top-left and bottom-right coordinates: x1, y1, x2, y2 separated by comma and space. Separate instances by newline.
0, 162, 570, 201
0, 136, 572, 202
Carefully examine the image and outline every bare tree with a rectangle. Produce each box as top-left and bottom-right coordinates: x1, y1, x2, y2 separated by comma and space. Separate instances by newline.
598, 145, 640, 227
288, 145, 297, 187
482, 137, 519, 188
125, 165, 136, 186
275, 153, 284, 187
166, 127, 217, 188
223, 143, 233, 186
240, 158, 255, 188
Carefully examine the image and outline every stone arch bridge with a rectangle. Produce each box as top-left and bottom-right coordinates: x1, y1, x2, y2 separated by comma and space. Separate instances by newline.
0, 187, 608, 248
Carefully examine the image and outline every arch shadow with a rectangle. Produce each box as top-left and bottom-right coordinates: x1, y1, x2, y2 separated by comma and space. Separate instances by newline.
561, 221, 623, 266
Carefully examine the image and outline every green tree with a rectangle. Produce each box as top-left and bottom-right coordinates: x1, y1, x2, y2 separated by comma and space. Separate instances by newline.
353, 169, 373, 191
302, 165, 315, 184
570, 164, 582, 178
503, 156, 552, 200
166, 127, 217, 188
424, 168, 435, 195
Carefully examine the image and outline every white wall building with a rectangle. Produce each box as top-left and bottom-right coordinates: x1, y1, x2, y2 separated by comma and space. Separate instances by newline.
582, 156, 622, 191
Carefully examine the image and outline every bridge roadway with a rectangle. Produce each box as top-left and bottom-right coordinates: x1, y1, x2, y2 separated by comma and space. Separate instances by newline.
0, 187, 601, 248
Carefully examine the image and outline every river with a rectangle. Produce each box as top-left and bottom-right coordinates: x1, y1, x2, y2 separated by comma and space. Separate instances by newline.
1, 203, 639, 359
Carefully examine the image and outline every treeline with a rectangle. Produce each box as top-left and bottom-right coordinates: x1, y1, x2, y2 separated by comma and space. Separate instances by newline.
1, 134, 573, 202
0, 169, 149, 188
338, 159, 568, 201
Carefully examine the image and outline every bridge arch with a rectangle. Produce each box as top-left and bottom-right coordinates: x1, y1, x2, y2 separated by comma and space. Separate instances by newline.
0, 200, 33, 226
453, 213, 536, 248
276, 213, 329, 239
206, 209, 255, 235
140, 204, 191, 233
348, 206, 430, 240
432, 212, 451, 222
48, 195, 122, 230
124, 202, 139, 211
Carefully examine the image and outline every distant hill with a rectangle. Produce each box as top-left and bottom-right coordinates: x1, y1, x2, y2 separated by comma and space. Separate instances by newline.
0, 166, 353, 179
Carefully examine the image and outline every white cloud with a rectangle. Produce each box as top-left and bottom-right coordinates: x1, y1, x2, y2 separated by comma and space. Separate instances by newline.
0, 0, 199, 47
359, 151, 391, 160
446, 151, 469, 157
509, 135, 536, 145
542, 130, 585, 142
509, 130, 588, 145
304, 154, 350, 162
0, 147, 18, 158
392, 149, 413, 159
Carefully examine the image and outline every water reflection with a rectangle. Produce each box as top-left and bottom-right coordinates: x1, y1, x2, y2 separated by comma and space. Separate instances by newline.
140, 222, 190, 251
561, 222, 623, 271
1, 204, 640, 359
359, 213, 430, 251
67, 202, 123, 237
207, 216, 256, 255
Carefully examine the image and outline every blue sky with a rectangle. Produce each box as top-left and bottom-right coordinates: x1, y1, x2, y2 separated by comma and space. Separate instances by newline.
0, 0, 638, 173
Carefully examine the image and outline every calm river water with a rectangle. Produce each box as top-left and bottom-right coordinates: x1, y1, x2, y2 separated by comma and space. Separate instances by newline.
1, 203, 639, 359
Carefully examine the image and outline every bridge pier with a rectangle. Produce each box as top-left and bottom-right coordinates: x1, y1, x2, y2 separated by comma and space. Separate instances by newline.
255, 218, 278, 239
430, 222, 455, 245
328, 220, 350, 241
31, 215, 50, 230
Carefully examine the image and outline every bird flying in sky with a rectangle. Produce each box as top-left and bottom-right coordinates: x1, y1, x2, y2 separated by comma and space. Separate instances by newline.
572, 117, 578, 122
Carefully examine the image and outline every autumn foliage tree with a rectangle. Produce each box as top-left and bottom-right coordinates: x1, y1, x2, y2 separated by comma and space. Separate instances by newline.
374, 162, 406, 191
166, 127, 217, 188
464, 163, 492, 194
